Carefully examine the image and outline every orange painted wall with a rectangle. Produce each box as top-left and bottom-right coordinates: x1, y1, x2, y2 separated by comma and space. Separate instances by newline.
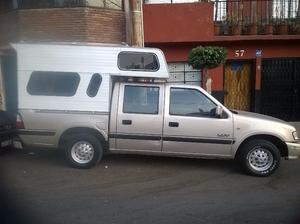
155, 42, 300, 91
143, 3, 214, 43
143, 2, 300, 97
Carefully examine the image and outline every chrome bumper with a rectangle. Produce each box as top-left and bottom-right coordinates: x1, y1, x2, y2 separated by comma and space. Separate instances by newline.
286, 142, 300, 159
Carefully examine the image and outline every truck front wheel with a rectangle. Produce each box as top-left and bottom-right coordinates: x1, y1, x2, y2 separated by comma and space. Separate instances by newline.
64, 134, 103, 169
238, 139, 281, 177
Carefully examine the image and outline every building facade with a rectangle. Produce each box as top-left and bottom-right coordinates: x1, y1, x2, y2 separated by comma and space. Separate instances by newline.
0, 0, 126, 47
143, 0, 300, 121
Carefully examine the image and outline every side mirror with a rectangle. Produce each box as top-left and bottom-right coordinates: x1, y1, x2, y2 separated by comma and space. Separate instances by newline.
215, 106, 223, 118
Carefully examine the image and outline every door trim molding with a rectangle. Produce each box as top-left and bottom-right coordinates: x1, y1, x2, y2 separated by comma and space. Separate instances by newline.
109, 133, 161, 141
163, 136, 234, 145
110, 133, 234, 145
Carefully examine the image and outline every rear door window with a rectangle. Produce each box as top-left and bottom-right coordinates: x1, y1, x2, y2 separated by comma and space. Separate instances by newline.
123, 86, 159, 114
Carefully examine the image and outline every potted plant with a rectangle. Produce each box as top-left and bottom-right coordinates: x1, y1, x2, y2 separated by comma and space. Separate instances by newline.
262, 2, 273, 35
188, 46, 227, 89
214, 21, 222, 35
264, 20, 274, 35
273, 6, 289, 35
277, 19, 289, 34
246, 21, 258, 35
226, 15, 242, 35
246, 2, 258, 35
289, 20, 300, 34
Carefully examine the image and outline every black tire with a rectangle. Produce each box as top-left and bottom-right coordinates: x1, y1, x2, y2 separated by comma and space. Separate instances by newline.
238, 139, 281, 177
64, 134, 103, 169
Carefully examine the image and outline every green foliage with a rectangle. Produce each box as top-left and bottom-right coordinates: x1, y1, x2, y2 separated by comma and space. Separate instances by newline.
188, 46, 227, 70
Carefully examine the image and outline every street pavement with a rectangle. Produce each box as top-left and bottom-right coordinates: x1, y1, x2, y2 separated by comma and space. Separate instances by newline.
0, 147, 299, 224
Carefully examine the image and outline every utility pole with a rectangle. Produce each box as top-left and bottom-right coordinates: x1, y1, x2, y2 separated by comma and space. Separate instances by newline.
124, 0, 144, 47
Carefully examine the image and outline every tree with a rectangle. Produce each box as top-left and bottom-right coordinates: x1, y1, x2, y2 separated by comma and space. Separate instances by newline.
188, 46, 227, 87
188, 46, 227, 92
188, 46, 227, 70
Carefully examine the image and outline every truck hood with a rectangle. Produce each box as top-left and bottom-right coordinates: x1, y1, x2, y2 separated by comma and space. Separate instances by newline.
232, 110, 296, 131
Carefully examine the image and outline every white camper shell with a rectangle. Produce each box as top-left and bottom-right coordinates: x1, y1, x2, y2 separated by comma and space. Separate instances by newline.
13, 43, 169, 113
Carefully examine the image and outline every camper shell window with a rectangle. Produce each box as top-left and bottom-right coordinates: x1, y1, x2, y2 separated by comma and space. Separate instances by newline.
118, 52, 159, 71
27, 71, 80, 96
87, 73, 102, 97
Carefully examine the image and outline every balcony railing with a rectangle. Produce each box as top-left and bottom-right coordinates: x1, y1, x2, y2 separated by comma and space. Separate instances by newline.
0, 0, 123, 13
213, 0, 300, 35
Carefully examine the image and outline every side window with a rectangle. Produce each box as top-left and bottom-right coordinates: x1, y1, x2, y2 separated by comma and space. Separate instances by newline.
87, 73, 102, 97
118, 52, 159, 71
123, 86, 159, 114
27, 71, 80, 96
170, 88, 217, 117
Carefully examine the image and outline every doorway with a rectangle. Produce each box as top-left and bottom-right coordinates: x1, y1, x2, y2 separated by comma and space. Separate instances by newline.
261, 58, 300, 121
224, 61, 254, 111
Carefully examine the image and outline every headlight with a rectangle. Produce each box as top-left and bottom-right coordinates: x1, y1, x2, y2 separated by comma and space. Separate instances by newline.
292, 131, 299, 141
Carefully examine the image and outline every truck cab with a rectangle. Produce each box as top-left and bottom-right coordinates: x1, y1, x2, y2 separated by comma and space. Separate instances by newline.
109, 82, 233, 158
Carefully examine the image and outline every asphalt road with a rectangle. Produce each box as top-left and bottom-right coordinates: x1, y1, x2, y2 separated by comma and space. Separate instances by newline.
0, 148, 299, 224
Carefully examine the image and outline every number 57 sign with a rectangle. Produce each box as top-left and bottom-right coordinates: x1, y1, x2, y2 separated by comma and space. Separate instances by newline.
235, 50, 245, 57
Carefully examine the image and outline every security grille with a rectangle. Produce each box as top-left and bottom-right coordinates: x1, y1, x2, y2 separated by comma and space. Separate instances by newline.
261, 58, 300, 121
167, 62, 201, 86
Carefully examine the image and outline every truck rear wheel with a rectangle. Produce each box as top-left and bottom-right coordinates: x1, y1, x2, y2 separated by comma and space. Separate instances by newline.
238, 139, 281, 177
64, 134, 103, 169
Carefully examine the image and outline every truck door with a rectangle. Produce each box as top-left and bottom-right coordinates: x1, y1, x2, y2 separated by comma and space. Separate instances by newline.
162, 85, 234, 157
112, 83, 164, 152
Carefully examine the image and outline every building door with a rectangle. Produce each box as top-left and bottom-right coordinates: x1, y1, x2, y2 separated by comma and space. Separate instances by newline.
261, 58, 300, 121
224, 61, 253, 111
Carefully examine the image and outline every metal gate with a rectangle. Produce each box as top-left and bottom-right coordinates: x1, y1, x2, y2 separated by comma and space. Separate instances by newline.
224, 61, 253, 111
261, 58, 300, 121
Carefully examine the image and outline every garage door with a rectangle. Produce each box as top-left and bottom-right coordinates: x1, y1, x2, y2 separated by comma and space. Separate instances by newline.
261, 58, 300, 121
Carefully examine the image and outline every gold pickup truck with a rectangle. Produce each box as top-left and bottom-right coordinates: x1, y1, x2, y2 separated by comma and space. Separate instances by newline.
12, 43, 300, 177
15, 81, 300, 177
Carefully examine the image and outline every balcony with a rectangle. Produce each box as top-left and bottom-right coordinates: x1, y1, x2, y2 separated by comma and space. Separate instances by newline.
143, 0, 300, 46
214, 0, 300, 35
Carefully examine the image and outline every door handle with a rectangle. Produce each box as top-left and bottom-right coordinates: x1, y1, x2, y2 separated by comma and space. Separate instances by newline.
169, 122, 179, 127
122, 120, 132, 125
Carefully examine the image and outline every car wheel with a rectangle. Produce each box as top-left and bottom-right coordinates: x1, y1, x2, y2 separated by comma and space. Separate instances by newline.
239, 139, 281, 177
65, 134, 103, 169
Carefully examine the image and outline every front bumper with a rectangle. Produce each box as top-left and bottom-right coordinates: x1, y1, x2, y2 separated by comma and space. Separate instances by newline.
286, 142, 300, 159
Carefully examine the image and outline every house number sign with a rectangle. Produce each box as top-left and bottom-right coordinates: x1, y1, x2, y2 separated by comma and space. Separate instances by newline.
234, 50, 245, 57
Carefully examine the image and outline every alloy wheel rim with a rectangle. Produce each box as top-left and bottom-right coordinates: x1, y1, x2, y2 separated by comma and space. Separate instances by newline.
71, 141, 94, 164
247, 146, 274, 172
